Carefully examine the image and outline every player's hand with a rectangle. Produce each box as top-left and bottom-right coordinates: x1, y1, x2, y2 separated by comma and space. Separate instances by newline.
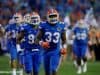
88, 41, 92, 46
60, 48, 67, 55
41, 41, 50, 49
60, 48, 67, 62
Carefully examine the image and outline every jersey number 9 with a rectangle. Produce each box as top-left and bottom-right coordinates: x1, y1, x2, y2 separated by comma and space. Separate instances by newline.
28, 34, 35, 44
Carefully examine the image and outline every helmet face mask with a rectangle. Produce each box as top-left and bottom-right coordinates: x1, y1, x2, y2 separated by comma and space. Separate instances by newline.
13, 13, 23, 24
23, 13, 31, 23
48, 14, 58, 24
78, 19, 85, 28
30, 12, 40, 26
47, 9, 59, 24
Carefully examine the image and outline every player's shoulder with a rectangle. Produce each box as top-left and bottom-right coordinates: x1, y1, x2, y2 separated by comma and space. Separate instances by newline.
58, 21, 66, 30
72, 25, 78, 32
59, 21, 65, 25
22, 23, 31, 28
39, 21, 47, 29
5, 23, 15, 29
40, 21, 47, 25
58, 22, 65, 27
20, 23, 31, 31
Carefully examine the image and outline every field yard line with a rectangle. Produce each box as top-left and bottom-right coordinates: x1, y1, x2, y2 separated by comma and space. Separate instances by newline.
0, 71, 20, 74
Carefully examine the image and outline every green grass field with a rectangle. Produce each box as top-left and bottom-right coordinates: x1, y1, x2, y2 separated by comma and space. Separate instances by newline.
0, 56, 100, 75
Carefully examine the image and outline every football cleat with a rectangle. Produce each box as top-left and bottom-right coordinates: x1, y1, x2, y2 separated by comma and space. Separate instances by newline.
73, 60, 78, 68
77, 66, 82, 74
82, 63, 87, 73
47, 8, 59, 24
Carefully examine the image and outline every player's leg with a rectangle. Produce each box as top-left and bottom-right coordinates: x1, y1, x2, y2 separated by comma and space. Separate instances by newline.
18, 52, 24, 75
76, 55, 82, 74
72, 51, 77, 68
72, 45, 80, 66
32, 52, 41, 75
9, 45, 17, 75
44, 53, 51, 75
89, 45, 95, 61
73, 45, 82, 74
24, 51, 33, 75
81, 46, 88, 73
50, 53, 61, 75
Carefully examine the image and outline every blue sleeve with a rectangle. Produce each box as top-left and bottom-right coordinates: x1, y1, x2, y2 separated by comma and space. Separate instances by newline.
18, 26, 24, 32
62, 24, 66, 32
60, 22, 66, 33
39, 22, 45, 30
72, 27, 76, 34
18, 24, 29, 33
5, 25, 10, 32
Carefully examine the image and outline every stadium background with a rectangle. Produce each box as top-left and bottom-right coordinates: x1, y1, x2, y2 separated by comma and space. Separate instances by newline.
0, 0, 100, 75
0, 0, 100, 25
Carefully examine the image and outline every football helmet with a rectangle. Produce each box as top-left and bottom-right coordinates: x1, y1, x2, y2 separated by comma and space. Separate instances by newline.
77, 19, 85, 28
13, 13, 23, 24
30, 12, 40, 25
9, 18, 15, 24
47, 8, 59, 24
23, 13, 31, 23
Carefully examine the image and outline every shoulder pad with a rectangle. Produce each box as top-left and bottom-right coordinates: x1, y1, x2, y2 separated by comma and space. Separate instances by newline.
23, 23, 28, 26
40, 21, 46, 24
59, 22, 65, 24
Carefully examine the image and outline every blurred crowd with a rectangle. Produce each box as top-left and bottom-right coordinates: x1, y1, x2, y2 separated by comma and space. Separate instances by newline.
0, 0, 100, 26
0, 0, 100, 61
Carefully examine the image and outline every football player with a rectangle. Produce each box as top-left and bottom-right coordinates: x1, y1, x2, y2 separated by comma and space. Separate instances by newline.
72, 19, 89, 74
0, 24, 5, 55
17, 13, 31, 75
23, 13, 31, 24
16, 12, 41, 75
0, 24, 5, 38
5, 12, 23, 75
35, 8, 67, 75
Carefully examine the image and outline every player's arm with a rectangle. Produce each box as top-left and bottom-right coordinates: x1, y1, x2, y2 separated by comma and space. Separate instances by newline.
61, 31, 67, 55
0, 25, 5, 37
60, 31, 67, 61
16, 31, 24, 52
5, 25, 13, 39
88, 29, 92, 46
16, 31, 24, 44
35, 29, 43, 44
35, 29, 50, 48
88, 27, 95, 46
5, 31, 13, 39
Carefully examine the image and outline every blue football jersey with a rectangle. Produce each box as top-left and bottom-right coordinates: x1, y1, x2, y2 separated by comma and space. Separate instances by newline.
20, 24, 40, 51
73, 27, 89, 45
5, 23, 19, 46
39, 21, 66, 50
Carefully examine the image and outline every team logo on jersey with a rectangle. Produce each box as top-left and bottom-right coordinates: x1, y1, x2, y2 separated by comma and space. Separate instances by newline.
57, 27, 61, 31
